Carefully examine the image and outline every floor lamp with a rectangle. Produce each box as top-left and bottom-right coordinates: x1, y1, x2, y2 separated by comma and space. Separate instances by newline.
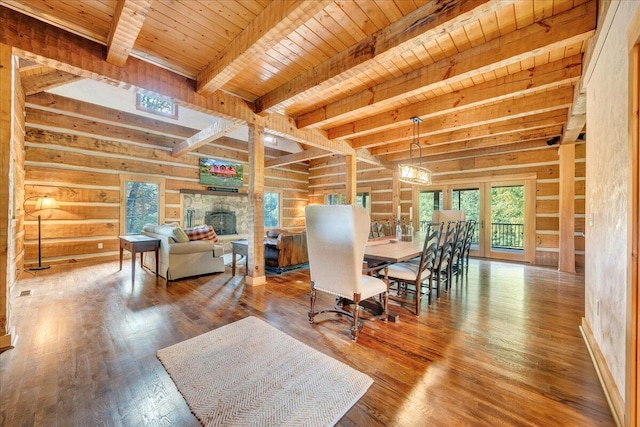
24, 195, 59, 271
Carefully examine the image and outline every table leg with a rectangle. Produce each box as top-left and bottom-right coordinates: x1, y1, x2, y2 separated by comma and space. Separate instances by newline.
155, 247, 159, 284
232, 250, 237, 276
131, 248, 136, 286
119, 246, 123, 271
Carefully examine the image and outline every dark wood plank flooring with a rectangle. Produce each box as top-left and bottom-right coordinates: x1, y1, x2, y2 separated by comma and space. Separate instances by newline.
0, 259, 615, 426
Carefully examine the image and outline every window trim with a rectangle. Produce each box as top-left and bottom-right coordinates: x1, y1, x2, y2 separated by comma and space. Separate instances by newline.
264, 189, 282, 230
119, 174, 166, 235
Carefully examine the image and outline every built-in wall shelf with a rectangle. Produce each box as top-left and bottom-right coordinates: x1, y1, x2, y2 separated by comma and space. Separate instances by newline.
180, 189, 248, 197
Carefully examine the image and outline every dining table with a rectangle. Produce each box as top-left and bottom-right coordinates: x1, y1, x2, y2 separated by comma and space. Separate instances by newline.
364, 234, 425, 264
363, 233, 426, 322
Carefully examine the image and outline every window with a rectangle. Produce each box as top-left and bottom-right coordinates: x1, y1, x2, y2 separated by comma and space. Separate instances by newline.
325, 189, 370, 211
356, 191, 370, 210
264, 191, 281, 228
419, 189, 443, 226
136, 92, 178, 119
120, 175, 165, 234
327, 193, 346, 205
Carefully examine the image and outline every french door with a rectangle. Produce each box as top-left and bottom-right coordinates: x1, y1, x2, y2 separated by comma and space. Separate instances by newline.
416, 175, 535, 263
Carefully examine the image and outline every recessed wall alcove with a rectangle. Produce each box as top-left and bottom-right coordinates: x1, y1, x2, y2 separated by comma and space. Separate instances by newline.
180, 190, 249, 242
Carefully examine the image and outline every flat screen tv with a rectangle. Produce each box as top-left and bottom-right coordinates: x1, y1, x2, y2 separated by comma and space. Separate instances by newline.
199, 158, 243, 188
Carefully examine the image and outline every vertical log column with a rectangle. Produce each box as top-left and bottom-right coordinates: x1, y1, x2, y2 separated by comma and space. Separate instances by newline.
246, 120, 266, 286
392, 169, 400, 221
345, 154, 356, 205
0, 44, 15, 349
558, 142, 576, 273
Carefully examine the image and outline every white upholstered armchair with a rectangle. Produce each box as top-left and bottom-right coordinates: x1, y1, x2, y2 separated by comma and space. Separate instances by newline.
305, 205, 388, 342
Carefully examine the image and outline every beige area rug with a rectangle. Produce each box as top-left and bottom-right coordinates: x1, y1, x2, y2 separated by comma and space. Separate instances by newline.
157, 316, 373, 427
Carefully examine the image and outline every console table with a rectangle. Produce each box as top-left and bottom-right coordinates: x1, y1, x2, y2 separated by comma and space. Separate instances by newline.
119, 235, 160, 286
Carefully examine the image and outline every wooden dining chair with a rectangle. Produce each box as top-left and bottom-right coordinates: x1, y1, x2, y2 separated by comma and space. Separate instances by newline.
434, 221, 458, 295
305, 205, 389, 342
384, 222, 442, 316
449, 220, 468, 281
460, 220, 477, 275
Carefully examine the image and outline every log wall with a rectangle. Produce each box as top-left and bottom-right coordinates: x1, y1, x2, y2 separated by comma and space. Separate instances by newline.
22, 95, 308, 267
1, 48, 24, 349
309, 141, 587, 270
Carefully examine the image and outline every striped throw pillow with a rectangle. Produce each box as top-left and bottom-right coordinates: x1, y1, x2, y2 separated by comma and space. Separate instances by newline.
184, 225, 218, 242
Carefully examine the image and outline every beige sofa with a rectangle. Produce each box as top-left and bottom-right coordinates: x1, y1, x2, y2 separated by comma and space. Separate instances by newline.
142, 230, 225, 280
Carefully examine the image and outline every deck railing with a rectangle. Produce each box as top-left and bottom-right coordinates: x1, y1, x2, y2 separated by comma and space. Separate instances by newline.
491, 222, 524, 249
420, 220, 523, 249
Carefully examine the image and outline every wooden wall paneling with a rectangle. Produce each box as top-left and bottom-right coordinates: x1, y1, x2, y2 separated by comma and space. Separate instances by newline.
537, 199, 560, 214
24, 185, 119, 203
25, 93, 199, 138
25, 146, 196, 180
24, 222, 118, 240
25, 238, 120, 259
537, 181, 560, 197
25, 129, 193, 167
26, 109, 185, 148
25, 165, 120, 187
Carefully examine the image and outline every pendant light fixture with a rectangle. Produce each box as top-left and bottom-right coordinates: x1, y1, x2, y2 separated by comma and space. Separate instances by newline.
398, 116, 432, 185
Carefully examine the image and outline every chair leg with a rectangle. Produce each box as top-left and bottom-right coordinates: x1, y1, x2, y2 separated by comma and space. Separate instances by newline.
309, 285, 317, 323
415, 280, 421, 316
351, 294, 361, 342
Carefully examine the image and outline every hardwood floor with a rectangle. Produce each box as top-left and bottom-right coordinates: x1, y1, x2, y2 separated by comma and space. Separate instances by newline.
0, 259, 614, 426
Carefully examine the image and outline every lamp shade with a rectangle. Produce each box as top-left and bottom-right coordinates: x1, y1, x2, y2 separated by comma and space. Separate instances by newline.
35, 196, 60, 210
398, 163, 432, 185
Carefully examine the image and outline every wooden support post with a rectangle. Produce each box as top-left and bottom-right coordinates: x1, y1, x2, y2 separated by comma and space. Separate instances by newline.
246, 120, 266, 286
345, 154, 356, 205
558, 142, 576, 272
392, 168, 400, 220
0, 43, 15, 349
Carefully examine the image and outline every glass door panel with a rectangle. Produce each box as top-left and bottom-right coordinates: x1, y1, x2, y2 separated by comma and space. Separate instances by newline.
453, 187, 481, 255
486, 182, 529, 262
419, 189, 443, 231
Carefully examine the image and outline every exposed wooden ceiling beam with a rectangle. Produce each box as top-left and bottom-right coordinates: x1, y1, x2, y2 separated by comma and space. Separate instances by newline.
328, 55, 582, 140
561, 78, 587, 143
172, 121, 244, 157
265, 147, 329, 168
196, 0, 331, 96
21, 69, 81, 96
385, 126, 563, 162
264, 113, 354, 156
371, 111, 567, 156
0, 6, 353, 157
388, 139, 556, 167
255, 0, 502, 114
106, 0, 152, 67
297, 0, 596, 129
351, 86, 574, 149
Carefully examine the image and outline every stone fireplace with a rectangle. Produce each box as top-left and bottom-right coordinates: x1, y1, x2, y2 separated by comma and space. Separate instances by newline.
181, 191, 249, 240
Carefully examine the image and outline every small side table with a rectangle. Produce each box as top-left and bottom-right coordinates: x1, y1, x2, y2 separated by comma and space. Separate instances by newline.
231, 239, 248, 276
119, 235, 160, 286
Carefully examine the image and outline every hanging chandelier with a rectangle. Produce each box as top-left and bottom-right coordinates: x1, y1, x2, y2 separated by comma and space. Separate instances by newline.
398, 116, 432, 185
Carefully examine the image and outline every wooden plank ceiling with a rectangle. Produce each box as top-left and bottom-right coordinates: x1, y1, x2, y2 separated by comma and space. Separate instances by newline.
1, 0, 596, 170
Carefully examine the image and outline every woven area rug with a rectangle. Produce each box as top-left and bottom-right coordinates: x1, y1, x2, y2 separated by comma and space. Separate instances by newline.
157, 316, 373, 427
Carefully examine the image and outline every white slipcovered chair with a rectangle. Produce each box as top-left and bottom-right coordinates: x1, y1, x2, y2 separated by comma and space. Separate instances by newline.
305, 205, 388, 342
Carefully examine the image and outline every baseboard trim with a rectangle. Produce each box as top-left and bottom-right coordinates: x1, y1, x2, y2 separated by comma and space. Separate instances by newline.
0, 326, 16, 352
580, 318, 624, 426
